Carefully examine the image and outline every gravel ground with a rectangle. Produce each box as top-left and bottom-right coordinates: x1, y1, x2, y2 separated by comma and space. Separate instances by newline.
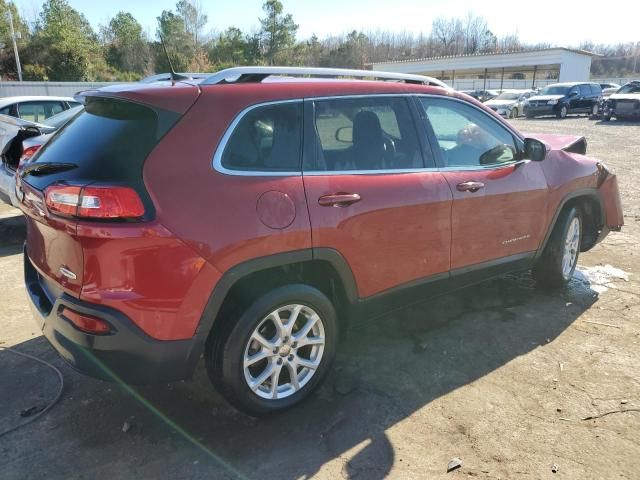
0, 115, 639, 479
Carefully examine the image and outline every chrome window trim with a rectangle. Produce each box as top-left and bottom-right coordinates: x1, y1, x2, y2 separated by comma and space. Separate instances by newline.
303, 167, 440, 176
211, 93, 528, 176
212, 99, 303, 177
415, 94, 526, 172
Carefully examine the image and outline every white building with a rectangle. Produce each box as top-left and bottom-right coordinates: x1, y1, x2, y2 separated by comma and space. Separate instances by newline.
370, 48, 599, 90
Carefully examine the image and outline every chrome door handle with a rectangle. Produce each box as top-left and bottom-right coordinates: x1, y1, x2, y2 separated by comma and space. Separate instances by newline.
456, 181, 485, 193
318, 193, 361, 207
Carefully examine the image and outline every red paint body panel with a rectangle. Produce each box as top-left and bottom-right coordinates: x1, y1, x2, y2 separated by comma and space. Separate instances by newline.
18, 78, 625, 345
523, 133, 585, 151
77, 221, 220, 340
20, 181, 84, 296
141, 88, 312, 272
441, 162, 548, 269
303, 172, 452, 297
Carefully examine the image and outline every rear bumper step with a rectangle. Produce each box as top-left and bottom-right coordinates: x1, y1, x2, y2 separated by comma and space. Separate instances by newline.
24, 247, 201, 384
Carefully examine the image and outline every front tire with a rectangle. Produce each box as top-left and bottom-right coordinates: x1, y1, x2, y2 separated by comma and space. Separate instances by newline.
556, 105, 568, 119
509, 107, 518, 119
533, 207, 582, 290
206, 284, 338, 416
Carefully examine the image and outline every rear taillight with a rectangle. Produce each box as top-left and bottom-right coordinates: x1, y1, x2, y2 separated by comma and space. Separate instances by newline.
60, 306, 112, 334
18, 145, 42, 166
44, 185, 145, 219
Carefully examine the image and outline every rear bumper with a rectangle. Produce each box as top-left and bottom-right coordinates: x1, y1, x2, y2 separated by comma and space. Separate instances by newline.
24, 248, 201, 384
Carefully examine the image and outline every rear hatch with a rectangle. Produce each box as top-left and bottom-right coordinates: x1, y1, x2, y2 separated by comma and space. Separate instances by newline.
17, 83, 199, 301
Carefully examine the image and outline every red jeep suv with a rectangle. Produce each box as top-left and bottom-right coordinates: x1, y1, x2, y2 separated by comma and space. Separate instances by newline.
16, 67, 623, 416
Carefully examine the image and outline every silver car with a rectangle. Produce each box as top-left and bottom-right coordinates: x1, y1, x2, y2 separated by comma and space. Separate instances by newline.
0, 106, 83, 206
484, 90, 536, 118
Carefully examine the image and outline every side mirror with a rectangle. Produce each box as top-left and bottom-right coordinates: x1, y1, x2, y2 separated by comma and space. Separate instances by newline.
523, 138, 547, 162
569, 91, 578, 97
335, 126, 353, 143
479, 144, 516, 165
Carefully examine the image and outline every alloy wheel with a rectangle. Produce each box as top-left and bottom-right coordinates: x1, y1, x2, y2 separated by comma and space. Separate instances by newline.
562, 217, 580, 279
243, 304, 325, 400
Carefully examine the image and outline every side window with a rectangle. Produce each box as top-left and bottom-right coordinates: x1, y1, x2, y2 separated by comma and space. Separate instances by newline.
0, 106, 11, 116
579, 85, 591, 96
569, 86, 579, 96
419, 97, 517, 168
310, 96, 425, 171
221, 102, 302, 172
590, 84, 602, 95
18, 102, 46, 122
44, 102, 64, 118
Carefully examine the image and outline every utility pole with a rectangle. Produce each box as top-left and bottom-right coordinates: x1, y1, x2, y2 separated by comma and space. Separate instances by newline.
7, 8, 22, 81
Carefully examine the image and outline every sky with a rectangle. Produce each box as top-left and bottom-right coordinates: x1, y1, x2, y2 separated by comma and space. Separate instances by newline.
15, 0, 640, 47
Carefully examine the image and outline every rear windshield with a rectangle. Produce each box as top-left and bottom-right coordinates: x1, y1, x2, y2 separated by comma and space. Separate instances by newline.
28, 97, 178, 187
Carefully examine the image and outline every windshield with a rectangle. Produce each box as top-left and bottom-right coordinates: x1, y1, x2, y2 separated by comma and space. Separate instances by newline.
42, 105, 84, 129
540, 86, 571, 95
495, 92, 521, 100
617, 83, 640, 94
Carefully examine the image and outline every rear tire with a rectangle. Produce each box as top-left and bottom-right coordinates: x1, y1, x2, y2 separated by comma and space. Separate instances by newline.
205, 284, 338, 416
533, 207, 582, 290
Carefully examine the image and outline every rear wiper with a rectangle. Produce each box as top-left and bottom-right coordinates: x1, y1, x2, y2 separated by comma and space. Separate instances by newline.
20, 162, 77, 178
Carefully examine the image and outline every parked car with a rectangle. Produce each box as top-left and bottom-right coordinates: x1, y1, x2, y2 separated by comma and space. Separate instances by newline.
16, 67, 623, 416
0, 96, 81, 122
602, 87, 620, 97
601, 80, 640, 121
460, 89, 499, 102
484, 89, 536, 118
0, 106, 83, 206
524, 82, 602, 118
599, 82, 621, 91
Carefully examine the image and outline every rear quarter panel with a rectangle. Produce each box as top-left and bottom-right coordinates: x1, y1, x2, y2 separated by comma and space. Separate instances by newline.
142, 86, 312, 274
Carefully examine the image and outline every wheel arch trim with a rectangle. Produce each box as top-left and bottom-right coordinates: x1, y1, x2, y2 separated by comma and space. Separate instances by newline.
535, 188, 605, 260
188, 248, 358, 362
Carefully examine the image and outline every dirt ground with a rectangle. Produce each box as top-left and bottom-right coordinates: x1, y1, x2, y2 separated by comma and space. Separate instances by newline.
1, 115, 639, 480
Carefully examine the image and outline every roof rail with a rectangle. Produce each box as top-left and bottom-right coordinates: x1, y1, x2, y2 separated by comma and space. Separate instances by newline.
201, 66, 449, 88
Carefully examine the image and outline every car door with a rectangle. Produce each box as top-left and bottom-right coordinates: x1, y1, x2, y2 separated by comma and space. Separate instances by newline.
302, 95, 453, 298
578, 85, 593, 112
417, 96, 549, 271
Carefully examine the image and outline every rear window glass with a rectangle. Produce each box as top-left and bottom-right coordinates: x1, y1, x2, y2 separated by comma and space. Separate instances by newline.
31, 98, 177, 184
221, 102, 302, 172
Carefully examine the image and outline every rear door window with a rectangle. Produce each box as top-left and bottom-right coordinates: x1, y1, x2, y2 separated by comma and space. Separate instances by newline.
220, 102, 302, 172
308, 96, 426, 171
579, 85, 591, 96
18, 101, 65, 122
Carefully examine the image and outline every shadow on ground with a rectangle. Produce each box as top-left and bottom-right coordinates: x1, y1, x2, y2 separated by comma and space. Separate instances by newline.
0, 269, 599, 480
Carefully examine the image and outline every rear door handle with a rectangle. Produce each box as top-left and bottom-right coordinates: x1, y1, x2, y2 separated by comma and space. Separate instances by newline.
456, 181, 485, 193
318, 193, 361, 207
